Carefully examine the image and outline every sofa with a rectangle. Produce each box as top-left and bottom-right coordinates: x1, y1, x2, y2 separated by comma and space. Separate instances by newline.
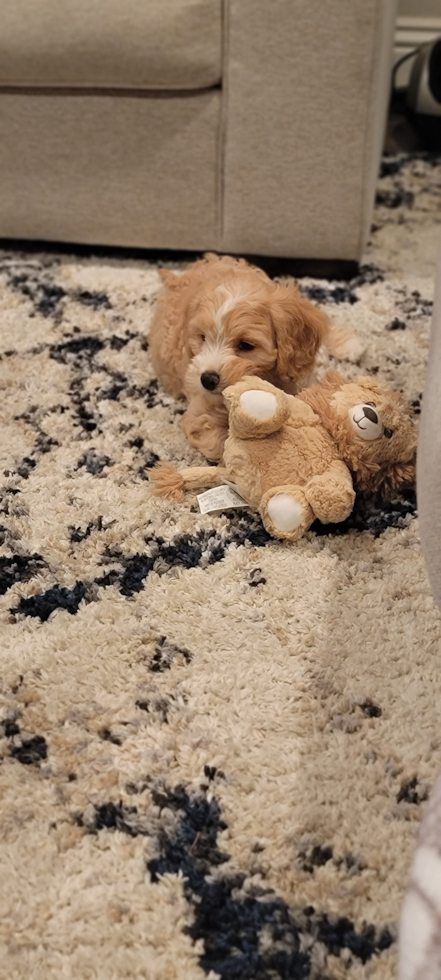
0, 0, 396, 261
399, 257, 441, 977
418, 258, 441, 613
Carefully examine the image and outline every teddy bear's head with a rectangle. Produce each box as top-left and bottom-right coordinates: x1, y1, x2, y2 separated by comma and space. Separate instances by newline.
299, 371, 417, 496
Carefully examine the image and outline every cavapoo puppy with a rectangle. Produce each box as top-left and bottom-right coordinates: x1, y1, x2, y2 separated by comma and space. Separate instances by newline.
149, 253, 364, 460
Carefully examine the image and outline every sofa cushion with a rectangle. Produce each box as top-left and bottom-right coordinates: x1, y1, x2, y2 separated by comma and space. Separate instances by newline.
0, 0, 222, 90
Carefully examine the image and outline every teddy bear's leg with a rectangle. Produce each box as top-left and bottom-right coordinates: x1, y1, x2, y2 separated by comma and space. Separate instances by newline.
260, 486, 314, 541
151, 462, 229, 500
223, 377, 290, 439
305, 460, 355, 524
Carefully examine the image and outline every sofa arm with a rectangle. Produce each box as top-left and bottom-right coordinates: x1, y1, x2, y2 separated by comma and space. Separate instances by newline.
221, 0, 397, 260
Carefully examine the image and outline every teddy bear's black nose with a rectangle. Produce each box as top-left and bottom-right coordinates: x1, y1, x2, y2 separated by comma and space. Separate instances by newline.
363, 405, 378, 424
201, 371, 220, 391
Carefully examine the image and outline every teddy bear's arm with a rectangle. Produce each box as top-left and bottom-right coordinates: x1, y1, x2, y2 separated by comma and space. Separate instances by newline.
304, 460, 355, 524
285, 394, 320, 427
223, 379, 291, 439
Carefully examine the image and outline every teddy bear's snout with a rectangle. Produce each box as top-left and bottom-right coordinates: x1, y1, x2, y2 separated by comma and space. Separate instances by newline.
362, 405, 378, 424
349, 403, 384, 441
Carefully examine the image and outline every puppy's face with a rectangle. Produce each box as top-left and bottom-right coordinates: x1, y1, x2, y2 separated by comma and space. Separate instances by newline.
183, 278, 327, 400
185, 284, 276, 399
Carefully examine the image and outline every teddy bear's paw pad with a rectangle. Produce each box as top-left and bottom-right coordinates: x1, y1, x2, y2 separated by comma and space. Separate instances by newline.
266, 494, 304, 532
239, 389, 278, 420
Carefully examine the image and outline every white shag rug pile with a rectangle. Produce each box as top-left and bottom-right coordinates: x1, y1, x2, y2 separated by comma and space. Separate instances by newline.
1, 154, 441, 980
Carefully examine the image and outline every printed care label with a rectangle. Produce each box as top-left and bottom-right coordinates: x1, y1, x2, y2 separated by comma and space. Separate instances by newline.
197, 485, 249, 514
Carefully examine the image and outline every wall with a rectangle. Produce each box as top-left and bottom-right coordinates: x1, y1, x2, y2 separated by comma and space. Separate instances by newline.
399, 0, 441, 18
394, 0, 441, 87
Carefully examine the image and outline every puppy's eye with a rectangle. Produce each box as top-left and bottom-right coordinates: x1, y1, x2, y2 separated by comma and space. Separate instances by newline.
366, 401, 376, 408
237, 340, 254, 352
384, 427, 393, 439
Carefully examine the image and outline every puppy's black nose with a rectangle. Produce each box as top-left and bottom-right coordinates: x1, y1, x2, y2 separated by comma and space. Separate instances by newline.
201, 371, 220, 391
363, 406, 378, 424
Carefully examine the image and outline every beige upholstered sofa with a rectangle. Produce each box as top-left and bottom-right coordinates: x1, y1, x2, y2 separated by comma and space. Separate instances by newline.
417, 258, 441, 611
399, 256, 441, 977
0, 0, 396, 261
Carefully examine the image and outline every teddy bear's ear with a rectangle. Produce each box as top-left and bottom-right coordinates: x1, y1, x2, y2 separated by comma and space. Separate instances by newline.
349, 377, 405, 406
297, 371, 345, 417
322, 370, 347, 389
356, 458, 416, 498
271, 283, 328, 382
381, 459, 416, 497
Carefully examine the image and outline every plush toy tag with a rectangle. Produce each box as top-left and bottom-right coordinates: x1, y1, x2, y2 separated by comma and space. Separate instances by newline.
223, 479, 244, 494
197, 484, 249, 514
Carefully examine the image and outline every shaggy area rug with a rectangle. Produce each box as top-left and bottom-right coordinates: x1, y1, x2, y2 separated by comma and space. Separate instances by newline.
1, 154, 441, 980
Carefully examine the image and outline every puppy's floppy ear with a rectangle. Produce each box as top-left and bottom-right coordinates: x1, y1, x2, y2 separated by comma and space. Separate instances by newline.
271, 283, 328, 382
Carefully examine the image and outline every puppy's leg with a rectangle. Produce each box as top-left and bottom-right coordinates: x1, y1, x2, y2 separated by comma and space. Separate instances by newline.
324, 322, 366, 363
149, 294, 188, 398
149, 269, 193, 398
182, 397, 229, 461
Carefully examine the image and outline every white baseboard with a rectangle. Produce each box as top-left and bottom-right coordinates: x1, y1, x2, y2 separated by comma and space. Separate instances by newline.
394, 15, 441, 88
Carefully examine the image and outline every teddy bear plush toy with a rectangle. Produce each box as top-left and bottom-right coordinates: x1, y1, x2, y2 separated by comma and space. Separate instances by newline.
151, 371, 417, 541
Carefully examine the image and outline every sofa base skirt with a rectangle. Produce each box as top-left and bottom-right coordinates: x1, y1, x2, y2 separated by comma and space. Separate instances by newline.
0, 89, 220, 250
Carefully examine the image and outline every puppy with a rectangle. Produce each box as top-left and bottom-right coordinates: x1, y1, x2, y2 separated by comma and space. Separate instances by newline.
149, 253, 364, 460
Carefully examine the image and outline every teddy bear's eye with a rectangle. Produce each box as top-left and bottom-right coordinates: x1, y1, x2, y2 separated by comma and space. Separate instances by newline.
384, 427, 393, 439
238, 340, 255, 352
200, 334, 205, 343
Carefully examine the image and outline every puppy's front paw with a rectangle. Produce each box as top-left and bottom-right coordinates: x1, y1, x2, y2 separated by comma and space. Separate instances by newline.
181, 412, 227, 461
